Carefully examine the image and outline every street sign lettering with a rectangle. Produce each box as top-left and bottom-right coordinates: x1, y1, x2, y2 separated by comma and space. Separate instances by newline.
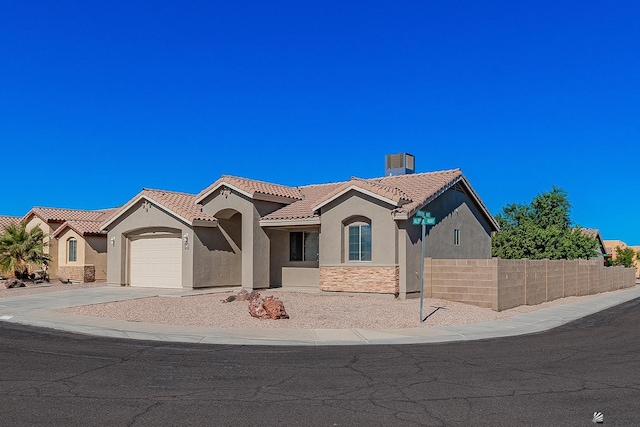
412, 216, 436, 226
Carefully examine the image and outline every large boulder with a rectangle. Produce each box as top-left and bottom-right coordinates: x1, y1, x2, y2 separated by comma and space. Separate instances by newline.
248, 293, 270, 319
262, 297, 289, 320
248, 292, 289, 320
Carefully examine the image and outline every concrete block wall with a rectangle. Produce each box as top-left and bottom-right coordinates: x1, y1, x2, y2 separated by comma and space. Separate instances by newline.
319, 266, 399, 294
577, 260, 591, 295
425, 258, 635, 311
525, 260, 548, 306
426, 259, 498, 309
547, 260, 564, 301
496, 259, 526, 311
563, 260, 578, 297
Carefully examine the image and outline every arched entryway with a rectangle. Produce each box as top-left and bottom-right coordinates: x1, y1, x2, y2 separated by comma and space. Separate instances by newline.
211, 209, 242, 286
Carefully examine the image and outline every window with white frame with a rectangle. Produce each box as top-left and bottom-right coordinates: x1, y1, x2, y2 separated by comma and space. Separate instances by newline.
289, 231, 319, 262
68, 238, 77, 262
454, 228, 460, 246
348, 224, 372, 261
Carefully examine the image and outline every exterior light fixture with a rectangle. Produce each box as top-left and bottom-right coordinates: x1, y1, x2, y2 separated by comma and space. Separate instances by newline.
183, 233, 189, 250
110, 237, 116, 247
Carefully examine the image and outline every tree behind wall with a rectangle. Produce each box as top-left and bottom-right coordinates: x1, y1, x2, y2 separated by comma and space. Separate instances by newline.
0, 223, 50, 278
611, 246, 637, 268
492, 186, 599, 260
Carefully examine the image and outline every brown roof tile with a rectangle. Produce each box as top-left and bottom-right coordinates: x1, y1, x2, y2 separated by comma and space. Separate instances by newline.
101, 188, 217, 229
25, 207, 113, 223
142, 189, 216, 223
0, 216, 21, 231
312, 177, 413, 210
377, 168, 463, 217
261, 169, 465, 221
261, 182, 344, 221
196, 175, 303, 202
53, 220, 106, 237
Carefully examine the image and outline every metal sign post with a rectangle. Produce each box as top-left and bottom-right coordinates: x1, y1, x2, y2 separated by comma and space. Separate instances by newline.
414, 210, 435, 323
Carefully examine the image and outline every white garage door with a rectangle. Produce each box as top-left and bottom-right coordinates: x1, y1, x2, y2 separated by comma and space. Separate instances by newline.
130, 235, 182, 288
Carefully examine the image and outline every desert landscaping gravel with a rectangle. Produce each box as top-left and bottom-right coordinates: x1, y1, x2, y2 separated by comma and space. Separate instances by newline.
48, 286, 634, 330
2, 282, 632, 330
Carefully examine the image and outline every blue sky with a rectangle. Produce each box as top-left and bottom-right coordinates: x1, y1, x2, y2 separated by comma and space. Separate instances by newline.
1, 1, 638, 243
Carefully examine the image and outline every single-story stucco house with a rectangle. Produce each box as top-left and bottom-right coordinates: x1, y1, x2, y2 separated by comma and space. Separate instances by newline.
23, 207, 115, 282
101, 165, 499, 298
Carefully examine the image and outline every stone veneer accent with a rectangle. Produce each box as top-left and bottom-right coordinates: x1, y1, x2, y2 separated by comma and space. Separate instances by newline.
58, 265, 96, 283
319, 265, 399, 295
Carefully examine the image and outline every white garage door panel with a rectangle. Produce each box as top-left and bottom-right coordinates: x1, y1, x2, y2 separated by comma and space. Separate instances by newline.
130, 236, 182, 288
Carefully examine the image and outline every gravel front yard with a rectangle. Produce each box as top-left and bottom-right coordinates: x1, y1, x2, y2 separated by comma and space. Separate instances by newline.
55, 287, 627, 330
2, 281, 629, 330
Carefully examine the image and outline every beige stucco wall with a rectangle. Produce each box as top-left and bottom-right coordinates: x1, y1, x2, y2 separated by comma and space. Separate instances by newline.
266, 228, 320, 288
317, 191, 399, 293
105, 199, 195, 288
192, 215, 242, 288
200, 189, 283, 289
24, 216, 58, 278
85, 235, 107, 281
56, 228, 85, 271
401, 187, 495, 298
319, 191, 398, 266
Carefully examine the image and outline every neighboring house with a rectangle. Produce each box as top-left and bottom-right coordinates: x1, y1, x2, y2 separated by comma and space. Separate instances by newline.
604, 239, 640, 278
102, 167, 499, 298
23, 207, 115, 282
0, 216, 21, 231
581, 228, 607, 263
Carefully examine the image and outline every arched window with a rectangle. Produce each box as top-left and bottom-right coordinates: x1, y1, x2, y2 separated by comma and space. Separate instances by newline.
344, 217, 372, 261
68, 238, 77, 262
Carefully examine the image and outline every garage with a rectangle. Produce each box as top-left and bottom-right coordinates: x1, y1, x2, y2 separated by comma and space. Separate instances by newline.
129, 234, 182, 288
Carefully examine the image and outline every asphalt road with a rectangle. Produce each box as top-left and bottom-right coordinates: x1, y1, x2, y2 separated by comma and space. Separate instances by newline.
1, 299, 640, 426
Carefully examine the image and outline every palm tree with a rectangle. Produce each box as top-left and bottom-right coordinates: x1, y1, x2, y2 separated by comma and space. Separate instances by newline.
0, 222, 50, 279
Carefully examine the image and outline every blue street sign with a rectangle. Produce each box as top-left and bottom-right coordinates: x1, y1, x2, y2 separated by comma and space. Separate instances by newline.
415, 210, 431, 218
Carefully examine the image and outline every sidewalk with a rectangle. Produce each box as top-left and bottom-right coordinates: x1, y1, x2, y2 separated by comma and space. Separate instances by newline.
1, 285, 639, 346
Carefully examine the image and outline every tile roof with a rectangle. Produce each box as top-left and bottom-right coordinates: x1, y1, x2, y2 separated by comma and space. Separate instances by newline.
53, 219, 106, 237
261, 169, 467, 221
377, 168, 463, 217
261, 182, 344, 221
141, 189, 217, 223
101, 188, 217, 230
0, 216, 21, 230
196, 175, 303, 202
25, 207, 113, 223
581, 228, 600, 239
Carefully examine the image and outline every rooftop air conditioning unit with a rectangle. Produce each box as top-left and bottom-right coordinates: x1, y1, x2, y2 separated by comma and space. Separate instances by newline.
385, 153, 415, 176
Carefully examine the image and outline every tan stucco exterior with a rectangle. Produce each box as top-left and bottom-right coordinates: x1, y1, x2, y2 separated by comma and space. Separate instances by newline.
199, 189, 285, 289
103, 171, 498, 295
55, 228, 108, 281
24, 215, 58, 277
105, 199, 195, 288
